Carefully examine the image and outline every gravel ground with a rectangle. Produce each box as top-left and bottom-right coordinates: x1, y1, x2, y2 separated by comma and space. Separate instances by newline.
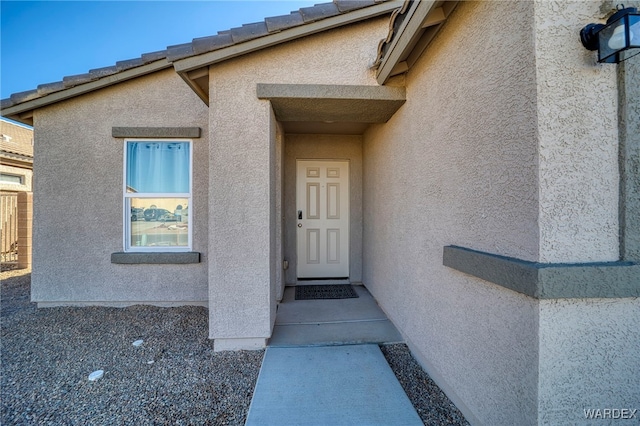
1, 269, 261, 425
380, 345, 469, 425
2, 269, 468, 425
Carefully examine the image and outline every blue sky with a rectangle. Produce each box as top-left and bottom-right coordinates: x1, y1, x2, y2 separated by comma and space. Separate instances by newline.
1, 0, 317, 99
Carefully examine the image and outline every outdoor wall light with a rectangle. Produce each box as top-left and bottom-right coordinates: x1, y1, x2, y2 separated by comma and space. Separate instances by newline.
580, 5, 640, 63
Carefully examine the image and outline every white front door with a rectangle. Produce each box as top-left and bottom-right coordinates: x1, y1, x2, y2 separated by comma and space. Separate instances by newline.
296, 160, 349, 278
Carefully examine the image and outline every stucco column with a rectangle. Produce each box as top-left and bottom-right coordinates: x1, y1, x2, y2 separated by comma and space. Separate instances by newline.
208, 77, 276, 351
533, 2, 640, 424
618, 53, 640, 260
535, 1, 619, 264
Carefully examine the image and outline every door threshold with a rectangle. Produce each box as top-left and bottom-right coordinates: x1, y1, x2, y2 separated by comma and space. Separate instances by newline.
295, 278, 350, 286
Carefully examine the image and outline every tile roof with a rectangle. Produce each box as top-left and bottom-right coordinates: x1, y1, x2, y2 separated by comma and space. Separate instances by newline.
0, 119, 34, 158
372, 0, 458, 84
373, 0, 411, 69
1, 0, 395, 115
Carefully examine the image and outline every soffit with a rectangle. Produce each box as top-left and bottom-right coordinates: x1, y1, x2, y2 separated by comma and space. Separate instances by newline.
280, 121, 370, 135
257, 83, 406, 134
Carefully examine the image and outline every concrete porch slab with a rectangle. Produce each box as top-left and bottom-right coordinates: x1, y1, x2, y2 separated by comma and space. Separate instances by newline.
270, 285, 403, 346
276, 285, 388, 324
245, 345, 422, 426
270, 320, 402, 347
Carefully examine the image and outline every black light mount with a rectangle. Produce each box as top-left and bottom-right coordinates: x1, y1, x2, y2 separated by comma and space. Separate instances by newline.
580, 4, 640, 63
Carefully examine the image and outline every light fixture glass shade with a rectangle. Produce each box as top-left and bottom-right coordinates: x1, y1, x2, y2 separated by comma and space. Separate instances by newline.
607, 24, 627, 50
598, 11, 640, 63
630, 15, 640, 47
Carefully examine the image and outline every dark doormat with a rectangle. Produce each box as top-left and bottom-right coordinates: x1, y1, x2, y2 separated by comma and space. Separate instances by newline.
295, 285, 359, 300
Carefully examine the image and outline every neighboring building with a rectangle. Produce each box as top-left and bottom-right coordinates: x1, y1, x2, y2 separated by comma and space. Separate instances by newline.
1, 1, 638, 425
1, 118, 33, 266
0, 118, 33, 193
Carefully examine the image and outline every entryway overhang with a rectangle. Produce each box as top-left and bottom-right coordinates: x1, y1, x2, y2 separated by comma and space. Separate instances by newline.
257, 83, 405, 134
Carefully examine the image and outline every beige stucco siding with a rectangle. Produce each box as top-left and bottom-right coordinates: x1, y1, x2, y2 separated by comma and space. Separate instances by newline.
364, 1, 631, 424
32, 69, 209, 305
533, 3, 638, 421
210, 17, 386, 87
538, 297, 640, 424
364, 1, 540, 424
207, 17, 387, 346
534, 0, 619, 263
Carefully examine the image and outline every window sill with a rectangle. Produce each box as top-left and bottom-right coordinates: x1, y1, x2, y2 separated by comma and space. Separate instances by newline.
111, 252, 200, 264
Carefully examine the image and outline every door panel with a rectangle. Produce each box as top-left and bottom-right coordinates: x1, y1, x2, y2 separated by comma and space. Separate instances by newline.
307, 183, 320, 219
306, 229, 320, 264
327, 229, 340, 263
327, 183, 340, 219
297, 160, 349, 278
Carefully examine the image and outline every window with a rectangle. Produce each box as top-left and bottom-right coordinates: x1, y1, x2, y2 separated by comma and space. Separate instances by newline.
123, 140, 191, 251
0, 173, 24, 185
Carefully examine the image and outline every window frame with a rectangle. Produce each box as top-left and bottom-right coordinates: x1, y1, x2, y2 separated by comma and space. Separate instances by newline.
122, 138, 193, 252
0, 173, 25, 185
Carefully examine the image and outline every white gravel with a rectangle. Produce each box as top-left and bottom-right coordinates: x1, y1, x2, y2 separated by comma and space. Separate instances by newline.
2, 269, 468, 425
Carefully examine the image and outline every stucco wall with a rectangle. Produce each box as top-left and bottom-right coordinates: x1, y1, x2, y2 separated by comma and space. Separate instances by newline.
364, 1, 634, 424
535, 1, 619, 263
531, 5, 639, 424
274, 120, 285, 301
284, 134, 363, 284
538, 298, 640, 424
364, 1, 541, 424
620, 52, 640, 261
207, 17, 388, 346
32, 69, 209, 305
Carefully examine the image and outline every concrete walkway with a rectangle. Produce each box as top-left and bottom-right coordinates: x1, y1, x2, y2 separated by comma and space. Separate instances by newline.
245, 345, 423, 426
246, 285, 422, 425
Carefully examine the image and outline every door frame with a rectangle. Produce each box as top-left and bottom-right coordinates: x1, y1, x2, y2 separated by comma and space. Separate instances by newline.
295, 159, 350, 280
282, 134, 363, 286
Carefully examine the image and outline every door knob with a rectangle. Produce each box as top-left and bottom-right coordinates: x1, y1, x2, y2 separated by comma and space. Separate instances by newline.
298, 223, 302, 228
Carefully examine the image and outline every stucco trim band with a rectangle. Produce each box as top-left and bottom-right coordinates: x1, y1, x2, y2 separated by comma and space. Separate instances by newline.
111, 252, 201, 264
112, 127, 201, 138
443, 245, 639, 299
256, 83, 406, 123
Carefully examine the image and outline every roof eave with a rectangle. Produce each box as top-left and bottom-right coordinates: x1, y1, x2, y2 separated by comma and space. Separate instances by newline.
376, 1, 458, 85
1, 151, 34, 166
174, 1, 404, 104
180, 68, 210, 105
1, 60, 172, 124
0, 1, 403, 119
